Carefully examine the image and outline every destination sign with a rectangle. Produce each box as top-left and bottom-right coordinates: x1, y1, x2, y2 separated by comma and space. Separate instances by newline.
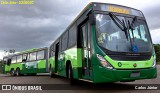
108, 6, 130, 14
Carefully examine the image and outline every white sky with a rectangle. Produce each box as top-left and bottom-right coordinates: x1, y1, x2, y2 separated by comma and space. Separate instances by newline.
0, 50, 5, 59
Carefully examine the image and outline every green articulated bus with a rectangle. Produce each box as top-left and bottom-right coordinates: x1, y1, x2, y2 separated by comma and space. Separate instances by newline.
2, 47, 48, 76
48, 2, 157, 84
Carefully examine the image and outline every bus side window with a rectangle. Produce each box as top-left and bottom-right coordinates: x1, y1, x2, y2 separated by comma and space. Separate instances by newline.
68, 24, 76, 47
22, 54, 27, 62
50, 44, 55, 57
17, 55, 22, 63
29, 52, 37, 61
11, 56, 17, 63
37, 50, 45, 60
3, 58, 7, 65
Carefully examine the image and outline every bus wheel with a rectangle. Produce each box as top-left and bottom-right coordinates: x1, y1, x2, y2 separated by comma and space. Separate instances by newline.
49, 66, 54, 78
10, 69, 15, 76
16, 68, 21, 76
68, 64, 75, 85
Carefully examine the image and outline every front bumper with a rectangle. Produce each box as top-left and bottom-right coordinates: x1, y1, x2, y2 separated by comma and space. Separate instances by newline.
93, 65, 157, 83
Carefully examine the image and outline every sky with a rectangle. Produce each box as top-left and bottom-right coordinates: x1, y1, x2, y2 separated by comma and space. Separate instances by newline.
0, 0, 160, 59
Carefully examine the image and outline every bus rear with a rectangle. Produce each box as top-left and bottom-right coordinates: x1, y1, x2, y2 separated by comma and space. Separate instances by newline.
90, 3, 157, 83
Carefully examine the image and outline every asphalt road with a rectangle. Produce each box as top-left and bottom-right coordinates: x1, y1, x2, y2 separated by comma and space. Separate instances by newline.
0, 65, 160, 93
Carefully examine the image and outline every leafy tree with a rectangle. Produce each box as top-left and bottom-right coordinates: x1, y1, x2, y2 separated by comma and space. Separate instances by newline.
154, 44, 160, 63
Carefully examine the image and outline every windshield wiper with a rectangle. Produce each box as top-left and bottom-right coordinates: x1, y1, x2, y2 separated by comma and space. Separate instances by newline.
127, 20, 134, 41
109, 13, 128, 39
131, 16, 137, 27
127, 16, 138, 41
127, 17, 139, 52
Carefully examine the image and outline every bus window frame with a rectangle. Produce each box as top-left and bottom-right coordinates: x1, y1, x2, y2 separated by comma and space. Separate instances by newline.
22, 53, 28, 62
16, 54, 23, 63
50, 44, 55, 57
37, 50, 45, 60
3, 57, 8, 65
68, 24, 77, 49
28, 52, 37, 62
61, 31, 69, 51
25, 49, 46, 63
11, 56, 17, 64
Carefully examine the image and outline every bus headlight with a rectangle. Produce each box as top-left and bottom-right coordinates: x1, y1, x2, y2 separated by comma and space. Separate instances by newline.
96, 54, 113, 69
152, 58, 156, 67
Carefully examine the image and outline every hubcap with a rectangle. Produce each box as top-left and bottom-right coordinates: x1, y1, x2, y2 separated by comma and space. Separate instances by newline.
11, 70, 14, 75
16, 70, 19, 76
50, 70, 51, 74
50, 68, 52, 74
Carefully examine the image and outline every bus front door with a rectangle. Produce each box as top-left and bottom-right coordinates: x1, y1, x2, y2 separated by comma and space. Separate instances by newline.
80, 21, 92, 80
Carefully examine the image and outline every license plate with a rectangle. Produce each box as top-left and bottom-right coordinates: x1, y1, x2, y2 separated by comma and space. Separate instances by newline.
130, 71, 140, 77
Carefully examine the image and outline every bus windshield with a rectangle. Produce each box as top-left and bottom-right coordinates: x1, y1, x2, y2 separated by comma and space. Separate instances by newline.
96, 14, 152, 52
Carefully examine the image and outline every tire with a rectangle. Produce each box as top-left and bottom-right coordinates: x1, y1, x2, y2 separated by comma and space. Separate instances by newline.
16, 68, 21, 76
68, 64, 75, 85
49, 66, 54, 78
10, 69, 15, 76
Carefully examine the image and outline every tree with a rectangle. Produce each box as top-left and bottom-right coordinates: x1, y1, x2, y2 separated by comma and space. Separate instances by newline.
154, 44, 160, 62
3, 49, 16, 56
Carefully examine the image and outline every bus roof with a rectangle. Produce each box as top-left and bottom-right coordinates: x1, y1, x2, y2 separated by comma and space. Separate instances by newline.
20, 47, 47, 53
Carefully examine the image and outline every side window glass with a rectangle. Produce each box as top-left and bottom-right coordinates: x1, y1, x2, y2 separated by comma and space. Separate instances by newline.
11, 56, 17, 63
29, 52, 37, 61
3, 58, 8, 64
23, 54, 28, 62
140, 25, 148, 42
68, 24, 76, 47
37, 50, 45, 60
50, 44, 55, 57
17, 55, 22, 63
61, 31, 68, 51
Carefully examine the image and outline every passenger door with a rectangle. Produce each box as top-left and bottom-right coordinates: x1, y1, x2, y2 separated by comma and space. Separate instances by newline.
55, 42, 60, 73
80, 21, 92, 79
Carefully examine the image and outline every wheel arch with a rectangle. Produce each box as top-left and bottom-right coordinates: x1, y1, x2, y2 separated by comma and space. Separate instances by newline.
10, 68, 14, 71
16, 67, 20, 71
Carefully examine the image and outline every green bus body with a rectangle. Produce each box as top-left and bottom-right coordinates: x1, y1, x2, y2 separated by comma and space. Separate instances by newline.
48, 2, 157, 83
3, 47, 48, 76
